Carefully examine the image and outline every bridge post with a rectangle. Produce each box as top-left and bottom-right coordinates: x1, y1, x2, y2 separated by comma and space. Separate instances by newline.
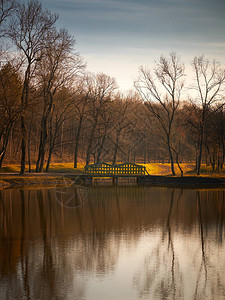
84, 176, 92, 184
112, 176, 118, 184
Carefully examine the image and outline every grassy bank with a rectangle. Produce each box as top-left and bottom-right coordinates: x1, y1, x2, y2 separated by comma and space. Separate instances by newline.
1, 162, 225, 176
0, 163, 83, 189
144, 163, 225, 176
0, 174, 74, 189
1, 162, 225, 189
0, 162, 85, 174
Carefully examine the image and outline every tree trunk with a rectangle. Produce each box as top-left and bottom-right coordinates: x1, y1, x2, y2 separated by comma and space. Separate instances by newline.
0, 125, 12, 169
197, 132, 203, 175
74, 116, 83, 168
19, 63, 31, 175
45, 144, 54, 172
73, 133, 79, 168
96, 133, 107, 163
221, 139, 225, 171
86, 124, 96, 166
167, 135, 175, 175
20, 115, 26, 175
45, 126, 58, 173
36, 116, 48, 173
172, 147, 183, 177
113, 131, 120, 165
28, 120, 32, 173
0, 149, 7, 169
60, 121, 64, 159
196, 116, 206, 175
144, 143, 147, 164
0, 151, 5, 169
169, 148, 175, 175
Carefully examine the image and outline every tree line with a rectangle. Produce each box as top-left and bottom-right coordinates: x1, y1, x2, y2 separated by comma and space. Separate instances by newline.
0, 0, 225, 175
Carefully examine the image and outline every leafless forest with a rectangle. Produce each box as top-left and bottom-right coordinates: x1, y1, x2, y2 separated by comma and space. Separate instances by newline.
0, 0, 225, 175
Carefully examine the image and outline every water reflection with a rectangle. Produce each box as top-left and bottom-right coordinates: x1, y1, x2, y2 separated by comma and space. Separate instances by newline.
0, 187, 225, 299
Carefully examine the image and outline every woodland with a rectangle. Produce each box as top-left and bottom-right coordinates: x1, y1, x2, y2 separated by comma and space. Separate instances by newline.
0, 0, 225, 175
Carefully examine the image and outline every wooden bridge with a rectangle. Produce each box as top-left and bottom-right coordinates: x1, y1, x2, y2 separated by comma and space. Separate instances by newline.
82, 162, 148, 184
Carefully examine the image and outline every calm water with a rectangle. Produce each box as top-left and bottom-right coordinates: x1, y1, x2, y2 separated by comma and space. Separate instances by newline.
0, 185, 225, 300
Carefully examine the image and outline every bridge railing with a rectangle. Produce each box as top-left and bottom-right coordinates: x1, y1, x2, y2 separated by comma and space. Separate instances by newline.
84, 162, 147, 176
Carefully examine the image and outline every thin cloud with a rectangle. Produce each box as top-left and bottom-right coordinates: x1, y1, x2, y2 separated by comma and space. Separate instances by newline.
42, 0, 225, 91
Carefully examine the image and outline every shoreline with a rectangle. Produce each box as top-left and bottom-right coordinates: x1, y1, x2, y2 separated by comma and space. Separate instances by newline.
1, 173, 225, 189
137, 175, 225, 188
0, 173, 74, 189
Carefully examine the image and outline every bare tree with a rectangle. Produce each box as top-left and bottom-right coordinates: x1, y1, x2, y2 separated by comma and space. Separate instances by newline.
111, 95, 130, 165
85, 73, 117, 165
45, 87, 75, 172
35, 28, 85, 172
73, 82, 90, 168
135, 53, 185, 175
191, 55, 225, 175
0, 62, 22, 167
7, 0, 58, 174
0, 0, 17, 36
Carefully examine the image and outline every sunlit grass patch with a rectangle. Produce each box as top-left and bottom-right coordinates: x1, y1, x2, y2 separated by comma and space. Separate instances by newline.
174, 163, 195, 175
190, 164, 225, 176
2, 161, 225, 177
47, 162, 85, 173
0, 164, 25, 173
0, 162, 86, 174
142, 163, 159, 175
143, 163, 196, 175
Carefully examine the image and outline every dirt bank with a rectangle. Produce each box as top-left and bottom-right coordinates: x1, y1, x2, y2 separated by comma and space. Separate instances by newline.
0, 174, 73, 189
138, 175, 225, 188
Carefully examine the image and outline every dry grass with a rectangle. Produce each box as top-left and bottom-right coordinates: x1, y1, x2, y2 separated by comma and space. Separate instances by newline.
48, 162, 85, 173
143, 163, 167, 175
0, 162, 85, 174
2, 161, 225, 190
0, 164, 23, 173
142, 163, 225, 176
142, 163, 195, 175
1, 161, 225, 177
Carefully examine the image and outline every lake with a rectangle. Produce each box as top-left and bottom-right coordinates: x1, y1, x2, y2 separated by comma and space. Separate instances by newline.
0, 185, 225, 299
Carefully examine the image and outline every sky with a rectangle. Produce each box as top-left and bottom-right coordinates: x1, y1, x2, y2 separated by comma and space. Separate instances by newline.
41, 0, 225, 92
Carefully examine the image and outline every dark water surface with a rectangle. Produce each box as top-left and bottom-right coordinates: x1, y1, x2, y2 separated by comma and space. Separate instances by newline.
0, 186, 225, 299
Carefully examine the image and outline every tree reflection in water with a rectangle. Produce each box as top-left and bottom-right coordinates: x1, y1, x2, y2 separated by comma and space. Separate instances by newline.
133, 189, 225, 300
0, 186, 225, 299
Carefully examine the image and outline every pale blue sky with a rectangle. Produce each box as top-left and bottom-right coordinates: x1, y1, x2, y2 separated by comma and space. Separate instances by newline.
41, 0, 225, 91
